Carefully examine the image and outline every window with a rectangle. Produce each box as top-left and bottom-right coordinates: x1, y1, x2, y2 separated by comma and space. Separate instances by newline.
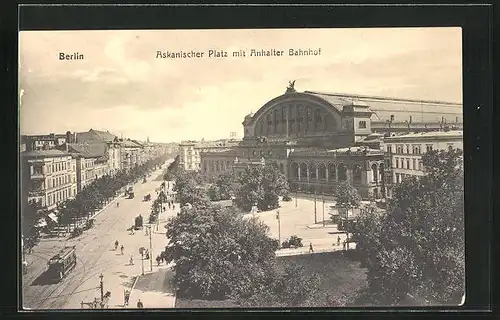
386, 144, 391, 153
359, 120, 367, 129
405, 145, 410, 153
395, 173, 401, 184
395, 158, 399, 168
407, 159, 410, 169
426, 144, 433, 152
413, 159, 416, 170
252, 150, 256, 156
396, 145, 403, 154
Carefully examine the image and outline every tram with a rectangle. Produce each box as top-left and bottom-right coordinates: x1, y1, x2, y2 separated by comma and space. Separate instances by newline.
47, 245, 77, 281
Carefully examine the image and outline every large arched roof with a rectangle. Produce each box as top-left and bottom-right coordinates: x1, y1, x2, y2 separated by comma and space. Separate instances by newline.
248, 90, 463, 125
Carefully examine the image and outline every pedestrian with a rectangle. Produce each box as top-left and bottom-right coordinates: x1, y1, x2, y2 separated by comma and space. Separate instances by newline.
120, 245, 124, 255
337, 236, 341, 246
116, 202, 119, 208
342, 241, 346, 251
168, 202, 171, 210
137, 299, 144, 308
163, 206, 166, 212
129, 255, 134, 265
156, 255, 161, 266
145, 250, 150, 260
115, 240, 119, 251
124, 290, 130, 306
173, 204, 176, 210
309, 243, 314, 253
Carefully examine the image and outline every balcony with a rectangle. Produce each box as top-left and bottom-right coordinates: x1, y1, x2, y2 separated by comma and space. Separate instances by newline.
29, 189, 45, 197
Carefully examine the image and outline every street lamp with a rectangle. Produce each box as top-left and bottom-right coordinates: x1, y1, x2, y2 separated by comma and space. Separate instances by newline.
276, 209, 281, 247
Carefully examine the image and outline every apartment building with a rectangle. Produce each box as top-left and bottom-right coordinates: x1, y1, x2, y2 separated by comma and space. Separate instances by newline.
383, 130, 463, 197
21, 150, 75, 210
179, 139, 241, 171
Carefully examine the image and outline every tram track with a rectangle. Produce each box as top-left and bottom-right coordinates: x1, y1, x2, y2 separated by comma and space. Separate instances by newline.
23, 171, 165, 310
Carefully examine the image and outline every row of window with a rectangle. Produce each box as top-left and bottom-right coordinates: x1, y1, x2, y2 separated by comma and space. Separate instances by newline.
47, 174, 73, 189
394, 173, 414, 184
47, 187, 74, 206
244, 150, 273, 157
394, 157, 423, 171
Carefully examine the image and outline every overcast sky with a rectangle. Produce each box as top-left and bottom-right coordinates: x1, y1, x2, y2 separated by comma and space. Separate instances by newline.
19, 28, 462, 143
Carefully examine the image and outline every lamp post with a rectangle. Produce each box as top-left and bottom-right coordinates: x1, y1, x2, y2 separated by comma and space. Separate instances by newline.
295, 189, 298, 208
276, 210, 281, 247
139, 247, 145, 275
99, 273, 104, 303
148, 225, 153, 272
322, 196, 325, 227
314, 190, 317, 224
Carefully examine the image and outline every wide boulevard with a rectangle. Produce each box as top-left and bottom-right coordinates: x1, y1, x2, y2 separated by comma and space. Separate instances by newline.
22, 162, 176, 310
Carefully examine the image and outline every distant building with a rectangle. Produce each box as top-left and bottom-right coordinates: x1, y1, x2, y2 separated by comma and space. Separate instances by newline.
200, 87, 463, 200
21, 133, 67, 152
383, 130, 463, 198
179, 139, 241, 171
21, 149, 75, 210
73, 129, 122, 174
66, 143, 109, 192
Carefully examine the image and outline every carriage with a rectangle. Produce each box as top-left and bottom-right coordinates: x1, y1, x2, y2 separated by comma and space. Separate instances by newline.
143, 194, 151, 202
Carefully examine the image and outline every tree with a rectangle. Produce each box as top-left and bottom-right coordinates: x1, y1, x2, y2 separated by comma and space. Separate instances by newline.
351, 149, 464, 305
234, 264, 322, 307
333, 180, 361, 209
21, 200, 45, 251
164, 203, 279, 299
234, 165, 289, 212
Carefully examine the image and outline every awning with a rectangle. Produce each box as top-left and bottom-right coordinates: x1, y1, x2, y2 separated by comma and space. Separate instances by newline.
48, 213, 58, 223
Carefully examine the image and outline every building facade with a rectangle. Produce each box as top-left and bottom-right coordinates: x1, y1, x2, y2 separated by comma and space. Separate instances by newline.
21, 150, 75, 210
180, 139, 241, 171
383, 130, 463, 198
200, 86, 463, 199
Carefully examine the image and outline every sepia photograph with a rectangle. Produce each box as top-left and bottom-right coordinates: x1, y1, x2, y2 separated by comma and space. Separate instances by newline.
19, 27, 464, 310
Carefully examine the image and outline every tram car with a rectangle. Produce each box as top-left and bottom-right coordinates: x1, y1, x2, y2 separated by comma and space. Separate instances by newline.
47, 245, 77, 281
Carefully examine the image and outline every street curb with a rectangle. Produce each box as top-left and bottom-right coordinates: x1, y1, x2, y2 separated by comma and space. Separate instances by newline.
306, 225, 337, 230
129, 274, 140, 296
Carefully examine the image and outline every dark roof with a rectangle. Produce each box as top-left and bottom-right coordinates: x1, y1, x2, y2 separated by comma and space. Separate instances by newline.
67, 142, 107, 158
290, 146, 384, 157
122, 139, 143, 148
304, 91, 463, 124
76, 129, 117, 143
21, 149, 70, 158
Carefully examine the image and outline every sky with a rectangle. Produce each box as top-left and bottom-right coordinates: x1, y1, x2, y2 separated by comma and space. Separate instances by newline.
19, 28, 462, 143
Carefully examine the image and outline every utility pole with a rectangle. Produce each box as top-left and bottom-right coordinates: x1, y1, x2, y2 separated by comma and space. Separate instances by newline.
295, 189, 298, 208
149, 225, 153, 272
99, 273, 104, 304
140, 249, 145, 275
314, 190, 317, 224
322, 196, 325, 227
276, 210, 281, 247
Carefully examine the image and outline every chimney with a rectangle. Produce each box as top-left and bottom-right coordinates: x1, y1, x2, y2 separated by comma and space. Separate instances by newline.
66, 131, 71, 143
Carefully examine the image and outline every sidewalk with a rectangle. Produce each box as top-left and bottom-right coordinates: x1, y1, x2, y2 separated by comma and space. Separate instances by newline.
128, 264, 176, 308
276, 242, 357, 257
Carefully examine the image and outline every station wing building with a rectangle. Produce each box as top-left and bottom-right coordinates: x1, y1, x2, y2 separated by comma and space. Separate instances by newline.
200, 86, 463, 199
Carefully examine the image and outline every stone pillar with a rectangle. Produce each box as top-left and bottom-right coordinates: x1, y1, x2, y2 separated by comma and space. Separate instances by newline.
297, 165, 301, 181
325, 165, 329, 182
307, 165, 310, 182
315, 166, 319, 181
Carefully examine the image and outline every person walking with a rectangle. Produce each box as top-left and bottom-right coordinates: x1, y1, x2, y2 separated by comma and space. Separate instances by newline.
116, 202, 120, 208
114, 240, 119, 251
342, 241, 346, 251
168, 202, 171, 210
129, 255, 134, 265
137, 299, 144, 308
156, 255, 161, 266
309, 243, 314, 253
120, 245, 124, 255
337, 236, 341, 246
124, 290, 130, 306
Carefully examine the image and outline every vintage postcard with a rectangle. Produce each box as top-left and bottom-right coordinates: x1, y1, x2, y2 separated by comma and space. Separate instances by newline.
20, 27, 464, 310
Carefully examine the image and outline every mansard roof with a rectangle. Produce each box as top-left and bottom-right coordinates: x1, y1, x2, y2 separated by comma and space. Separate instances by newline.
76, 129, 117, 143
67, 142, 107, 158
